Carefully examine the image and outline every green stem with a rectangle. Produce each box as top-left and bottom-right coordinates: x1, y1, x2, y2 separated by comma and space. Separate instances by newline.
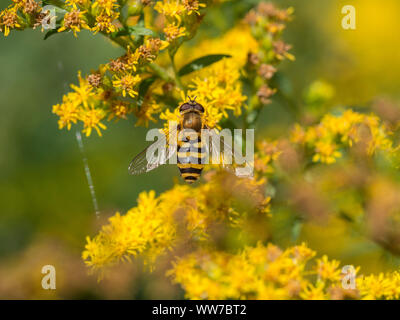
169, 51, 184, 92
101, 32, 131, 49
148, 63, 173, 82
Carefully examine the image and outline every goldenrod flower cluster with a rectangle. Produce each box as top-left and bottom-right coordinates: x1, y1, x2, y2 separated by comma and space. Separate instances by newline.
82, 171, 270, 273
6, 0, 400, 300
8, 0, 291, 136
169, 243, 400, 300
0, 0, 41, 36
291, 110, 394, 164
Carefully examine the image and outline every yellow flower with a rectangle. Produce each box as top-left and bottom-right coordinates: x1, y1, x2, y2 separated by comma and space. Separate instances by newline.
312, 141, 342, 164
112, 73, 141, 98
315, 255, 341, 282
80, 106, 107, 136
65, 0, 91, 9
357, 273, 393, 300
92, 11, 119, 34
182, 0, 206, 15
52, 93, 81, 130
70, 71, 94, 108
108, 101, 131, 120
163, 22, 186, 42
82, 190, 181, 272
187, 59, 247, 120
92, 0, 119, 16
154, 0, 185, 22
134, 98, 163, 127
0, 7, 21, 37
300, 283, 327, 300
138, 38, 169, 62
58, 9, 90, 37
176, 25, 259, 70
292, 110, 395, 165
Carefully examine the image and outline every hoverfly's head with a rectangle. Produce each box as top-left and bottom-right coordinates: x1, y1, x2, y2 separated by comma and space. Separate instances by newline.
179, 96, 205, 115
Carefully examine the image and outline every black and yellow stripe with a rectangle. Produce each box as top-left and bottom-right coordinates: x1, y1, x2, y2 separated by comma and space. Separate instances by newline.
177, 132, 205, 184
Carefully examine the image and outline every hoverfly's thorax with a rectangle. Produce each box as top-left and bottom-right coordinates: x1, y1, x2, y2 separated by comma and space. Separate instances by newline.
183, 112, 202, 132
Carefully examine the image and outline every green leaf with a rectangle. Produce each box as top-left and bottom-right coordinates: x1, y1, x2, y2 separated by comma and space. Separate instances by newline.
137, 76, 157, 107
114, 26, 157, 38
178, 54, 231, 77
43, 28, 60, 40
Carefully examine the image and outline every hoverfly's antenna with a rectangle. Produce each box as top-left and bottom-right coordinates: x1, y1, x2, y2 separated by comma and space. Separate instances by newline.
187, 95, 197, 104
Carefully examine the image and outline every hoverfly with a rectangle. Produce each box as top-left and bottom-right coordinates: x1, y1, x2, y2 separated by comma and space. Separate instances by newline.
128, 97, 251, 183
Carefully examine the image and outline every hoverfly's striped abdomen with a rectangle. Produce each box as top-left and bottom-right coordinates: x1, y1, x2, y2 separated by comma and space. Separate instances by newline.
177, 131, 206, 184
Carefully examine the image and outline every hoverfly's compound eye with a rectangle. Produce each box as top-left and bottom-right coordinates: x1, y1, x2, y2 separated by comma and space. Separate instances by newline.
179, 103, 191, 113
194, 103, 205, 113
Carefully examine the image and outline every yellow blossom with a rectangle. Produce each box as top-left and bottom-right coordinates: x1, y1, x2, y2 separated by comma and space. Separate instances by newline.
182, 0, 206, 15
92, 0, 119, 16
312, 141, 342, 164
163, 22, 186, 42
70, 71, 94, 108
112, 73, 141, 98
134, 98, 163, 127
300, 283, 327, 300
315, 255, 341, 282
154, 0, 185, 22
52, 93, 81, 130
0, 6, 21, 37
58, 9, 90, 37
292, 109, 395, 165
92, 11, 119, 34
108, 101, 131, 120
80, 106, 107, 136
65, 0, 91, 9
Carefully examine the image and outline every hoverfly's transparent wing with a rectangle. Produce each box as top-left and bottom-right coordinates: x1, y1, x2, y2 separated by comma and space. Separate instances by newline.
203, 127, 253, 178
128, 128, 177, 175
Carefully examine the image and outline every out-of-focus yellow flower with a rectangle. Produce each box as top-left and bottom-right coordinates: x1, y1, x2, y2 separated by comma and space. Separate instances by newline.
134, 98, 163, 127
291, 109, 395, 164
312, 141, 341, 164
357, 273, 399, 300
92, 0, 119, 16
304, 80, 335, 106
169, 243, 312, 300
182, 0, 205, 15
315, 255, 341, 282
108, 101, 131, 120
65, 0, 91, 9
300, 283, 326, 300
83, 172, 270, 274
176, 25, 259, 71
163, 22, 186, 42
154, 0, 185, 22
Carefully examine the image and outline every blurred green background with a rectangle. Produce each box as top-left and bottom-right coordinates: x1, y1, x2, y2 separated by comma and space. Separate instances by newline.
1, 0, 400, 298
